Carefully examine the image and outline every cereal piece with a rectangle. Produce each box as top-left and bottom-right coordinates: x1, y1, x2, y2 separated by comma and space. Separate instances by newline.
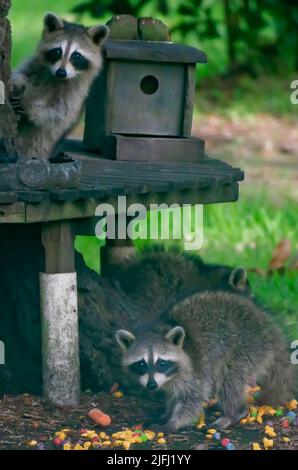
102, 440, 112, 447
157, 438, 166, 444
207, 428, 217, 435
252, 443, 261, 450
27, 440, 38, 447
63, 443, 72, 450
283, 437, 290, 443
264, 426, 276, 438
263, 437, 273, 449
122, 440, 131, 450
221, 438, 230, 447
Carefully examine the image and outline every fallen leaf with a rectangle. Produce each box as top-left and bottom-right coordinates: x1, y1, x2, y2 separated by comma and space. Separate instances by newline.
269, 239, 291, 270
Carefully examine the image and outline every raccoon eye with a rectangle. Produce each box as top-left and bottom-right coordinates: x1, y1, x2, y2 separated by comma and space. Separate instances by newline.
70, 51, 90, 71
156, 359, 174, 372
44, 47, 62, 64
72, 51, 82, 60
129, 360, 148, 375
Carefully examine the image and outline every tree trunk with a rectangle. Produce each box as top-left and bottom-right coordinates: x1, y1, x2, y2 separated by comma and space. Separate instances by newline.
0, 0, 17, 146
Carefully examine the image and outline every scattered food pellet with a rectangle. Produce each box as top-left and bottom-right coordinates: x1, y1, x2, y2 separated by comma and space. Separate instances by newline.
283, 437, 290, 443
157, 438, 166, 445
263, 437, 273, 449
27, 440, 38, 447
88, 408, 112, 427
252, 443, 261, 450
114, 391, 124, 398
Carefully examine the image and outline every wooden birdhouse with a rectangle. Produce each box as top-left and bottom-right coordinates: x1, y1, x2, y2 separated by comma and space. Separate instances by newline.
84, 38, 207, 162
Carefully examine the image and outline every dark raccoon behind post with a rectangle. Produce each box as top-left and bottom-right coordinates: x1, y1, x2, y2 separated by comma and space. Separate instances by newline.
105, 245, 252, 313
116, 291, 294, 431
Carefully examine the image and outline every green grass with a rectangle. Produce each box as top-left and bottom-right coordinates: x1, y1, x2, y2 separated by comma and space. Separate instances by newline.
76, 189, 298, 340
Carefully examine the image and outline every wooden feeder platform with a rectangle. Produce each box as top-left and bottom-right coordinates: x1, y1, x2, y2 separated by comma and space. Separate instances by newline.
0, 139, 244, 406
0, 139, 243, 223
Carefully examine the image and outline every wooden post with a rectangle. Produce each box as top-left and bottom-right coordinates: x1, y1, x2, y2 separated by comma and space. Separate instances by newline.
40, 221, 80, 406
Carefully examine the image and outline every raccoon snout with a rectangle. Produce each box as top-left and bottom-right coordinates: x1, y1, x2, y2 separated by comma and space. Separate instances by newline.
147, 379, 158, 391
55, 68, 67, 79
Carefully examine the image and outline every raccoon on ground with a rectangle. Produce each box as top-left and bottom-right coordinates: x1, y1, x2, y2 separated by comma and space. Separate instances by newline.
105, 244, 252, 313
4, 13, 109, 161
116, 291, 294, 432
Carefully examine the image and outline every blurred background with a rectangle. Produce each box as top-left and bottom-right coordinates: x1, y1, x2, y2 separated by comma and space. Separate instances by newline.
9, 0, 298, 339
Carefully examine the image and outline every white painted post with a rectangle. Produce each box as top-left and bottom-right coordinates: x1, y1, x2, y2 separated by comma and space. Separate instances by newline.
40, 272, 80, 406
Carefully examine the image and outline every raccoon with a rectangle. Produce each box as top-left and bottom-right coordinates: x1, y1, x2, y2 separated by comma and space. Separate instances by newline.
106, 245, 252, 313
5, 13, 109, 160
116, 291, 294, 432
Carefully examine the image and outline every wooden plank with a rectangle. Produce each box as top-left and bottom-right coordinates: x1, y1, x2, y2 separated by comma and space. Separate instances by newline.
104, 40, 207, 64
0, 192, 17, 204
0, 201, 25, 223
17, 191, 49, 203
25, 182, 239, 223
50, 189, 81, 202
115, 135, 205, 163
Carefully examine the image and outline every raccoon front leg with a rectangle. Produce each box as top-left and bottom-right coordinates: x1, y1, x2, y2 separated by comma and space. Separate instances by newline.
212, 374, 248, 430
161, 396, 204, 433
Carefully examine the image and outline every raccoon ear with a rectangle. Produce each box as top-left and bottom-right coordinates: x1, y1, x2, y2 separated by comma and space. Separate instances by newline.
116, 329, 136, 351
44, 13, 64, 33
88, 25, 109, 46
165, 326, 185, 347
229, 267, 248, 290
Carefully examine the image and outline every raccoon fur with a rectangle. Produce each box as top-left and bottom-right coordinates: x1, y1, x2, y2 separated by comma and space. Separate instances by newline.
116, 291, 294, 432
5, 13, 109, 160
106, 245, 252, 313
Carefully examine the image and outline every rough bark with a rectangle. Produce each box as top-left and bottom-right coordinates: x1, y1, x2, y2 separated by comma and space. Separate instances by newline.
0, 0, 17, 146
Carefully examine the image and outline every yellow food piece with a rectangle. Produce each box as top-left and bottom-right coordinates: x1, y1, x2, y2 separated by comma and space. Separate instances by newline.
144, 430, 155, 440
283, 437, 290, 443
286, 399, 298, 410
86, 431, 97, 439
61, 428, 71, 433
114, 391, 124, 398
102, 440, 112, 447
240, 418, 247, 424
123, 440, 131, 450
206, 434, 213, 440
63, 443, 72, 450
247, 416, 256, 423
99, 432, 107, 438
157, 432, 164, 438
73, 444, 84, 450
83, 441, 92, 450
206, 428, 217, 435
27, 440, 37, 447
263, 437, 273, 449
264, 426, 276, 438
55, 431, 66, 440
252, 443, 261, 450
157, 437, 166, 444
113, 440, 123, 447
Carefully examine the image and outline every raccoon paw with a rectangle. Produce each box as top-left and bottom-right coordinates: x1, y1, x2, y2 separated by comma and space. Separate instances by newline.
146, 422, 175, 434
211, 408, 248, 430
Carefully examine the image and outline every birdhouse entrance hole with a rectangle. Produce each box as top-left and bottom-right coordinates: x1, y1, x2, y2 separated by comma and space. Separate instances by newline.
140, 75, 159, 94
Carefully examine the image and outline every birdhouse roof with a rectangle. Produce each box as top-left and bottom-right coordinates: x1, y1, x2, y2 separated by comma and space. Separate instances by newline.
103, 40, 207, 64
